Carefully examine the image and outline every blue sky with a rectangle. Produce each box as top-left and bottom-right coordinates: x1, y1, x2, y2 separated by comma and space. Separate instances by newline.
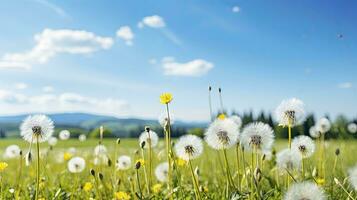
0, 0, 356, 121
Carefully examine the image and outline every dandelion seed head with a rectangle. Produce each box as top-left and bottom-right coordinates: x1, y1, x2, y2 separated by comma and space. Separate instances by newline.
4, 145, 21, 159
309, 126, 320, 138
139, 130, 159, 149
59, 130, 70, 140
175, 134, 203, 161
93, 155, 108, 166
205, 118, 239, 150
20, 115, 54, 143
48, 137, 58, 146
79, 134, 87, 142
94, 145, 107, 156
67, 157, 86, 173
284, 181, 326, 200
230, 115, 242, 128
158, 112, 175, 128
275, 98, 305, 127
292, 135, 315, 158
155, 162, 169, 182
240, 122, 274, 152
276, 148, 301, 173
348, 164, 357, 190
116, 155, 132, 170
348, 123, 357, 134
316, 118, 331, 134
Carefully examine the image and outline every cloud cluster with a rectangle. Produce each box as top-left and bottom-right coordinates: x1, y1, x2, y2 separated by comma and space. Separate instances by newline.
0, 89, 129, 116
138, 15, 166, 28
0, 29, 113, 70
116, 26, 134, 46
161, 57, 214, 77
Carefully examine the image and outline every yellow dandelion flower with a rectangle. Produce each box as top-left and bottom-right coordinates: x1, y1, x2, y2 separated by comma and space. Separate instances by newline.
0, 162, 8, 172
135, 159, 145, 166
115, 191, 131, 200
83, 182, 93, 192
217, 114, 226, 120
151, 183, 162, 194
63, 152, 72, 161
39, 182, 46, 189
160, 93, 173, 104
316, 178, 325, 186
176, 158, 186, 167
203, 186, 209, 192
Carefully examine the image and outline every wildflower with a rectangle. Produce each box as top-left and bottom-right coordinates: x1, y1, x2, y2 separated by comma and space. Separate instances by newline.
20, 115, 54, 143
240, 122, 274, 153
284, 182, 326, 200
292, 135, 315, 158
175, 134, 203, 161
348, 164, 357, 190
348, 123, 357, 134
115, 191, 131, 200
217, 113, 226, 120
48, 137, 58, 146
83, 182, 93, 192
9, 188, 15, 194
205, 117, 239, 150
135, 159, 145, 166
4, 145, 21, 159
0, 162, 8, 172
152, 184, 162, 194
230, 115, 242, 128
275, 98, 305, 127
316, 178, 325, 186
309, 126, 320, 138
93, 155, 108, 166
160, 93, 173, 104
176, 158, 187, 166
67, 157, 86, 173
139, 129, 159, 149
63, 152, 72, 161
79, 134, 87, 142
316, 118, 331, 134
94, 144, 107, 156
155, 162, 169, 182
276, 148, 301, 173
59, 130, 71, 140
158, 112, 175, 128
117, 155, 132, 170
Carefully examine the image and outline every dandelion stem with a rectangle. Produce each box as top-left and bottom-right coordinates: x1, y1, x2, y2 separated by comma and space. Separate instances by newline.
235, 144, 241, 190
223, 149, 236, 189
140, 149, 150, 194
165, 103, 173, 194
288, 123, 292, 149
188, 159, 202, 200
218, 87, 224, 114
35, 136, 40, 200
335, 180, 356, 200
208, 86, 213, 122
301, 156, 305, 180
136, 168, 143, 199
148, 133, 153, 195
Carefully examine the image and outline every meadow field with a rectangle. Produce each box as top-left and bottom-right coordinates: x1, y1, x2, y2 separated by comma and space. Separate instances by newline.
0, 137, 356, 200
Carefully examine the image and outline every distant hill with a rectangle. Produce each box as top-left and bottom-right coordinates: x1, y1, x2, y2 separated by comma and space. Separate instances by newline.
0, 113, 207, 138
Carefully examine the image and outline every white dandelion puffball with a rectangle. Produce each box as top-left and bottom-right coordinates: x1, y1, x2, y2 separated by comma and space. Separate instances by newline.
229, 115, 242, 129
348, 123, 357, 134
79, 134, 87, 141
284, 182, 326, 200
59, 130, 70, 140
116, 155, 132, 170
275, 98, 305, 127
205, 118, 239, 150
276, 148, 301, 173
292, 135, 315, 158
240, 122, 275, 152
309, 126, 320, 138
4, 145, 21, 159
175, 134, 203, 161
20, 115, 54, 143
316, 118, 331, 134
94, 145, 107, 156
48, 137, 58, 146
155, 162, 169, 182
158, 112, 175, 128
139, 130, 159, 149
67, 157, 86, 173
348, 164, 357, 190
93, 155, 108, 166
68, 147, 76, 154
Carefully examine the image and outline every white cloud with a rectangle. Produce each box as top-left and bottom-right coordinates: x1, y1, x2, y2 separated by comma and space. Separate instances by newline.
15, 83, 28, 90
116, 26, 134, 46
232, 6, 240, 13
34, 0, 70, 19
138, 15, 166, 28
161, 57, 214, 77
42, 86, 54, 93
0, 29, 114, 70
338, 82, 353, 89
0, 90, 129, 117
0, 61, 31, 70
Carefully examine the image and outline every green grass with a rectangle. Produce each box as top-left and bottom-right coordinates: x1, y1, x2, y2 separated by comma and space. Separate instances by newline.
0, 138, 356, 199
